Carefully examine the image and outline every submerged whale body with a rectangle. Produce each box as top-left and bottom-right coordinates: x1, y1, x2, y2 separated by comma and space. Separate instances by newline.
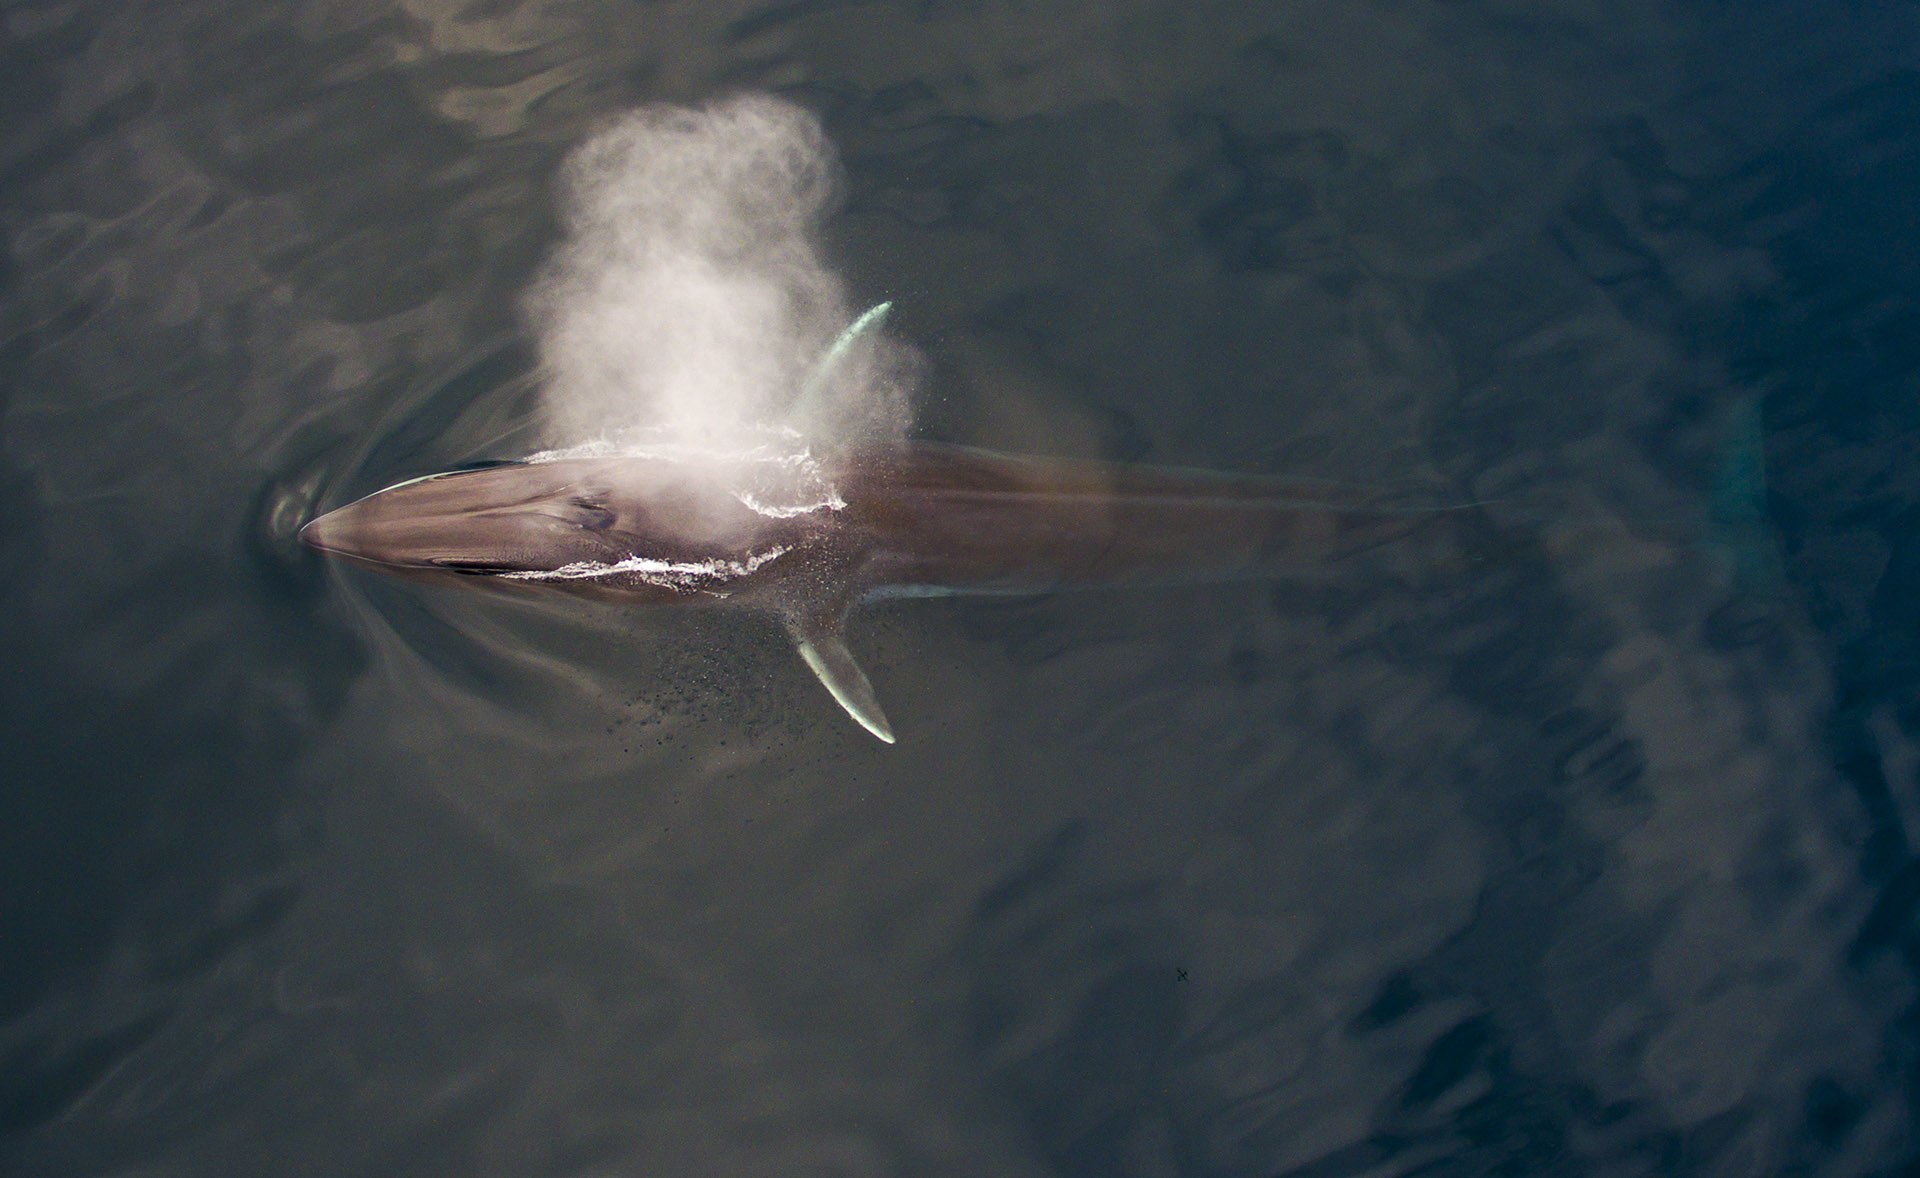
301, 437, 1466, 743
304, 300, 1468, 742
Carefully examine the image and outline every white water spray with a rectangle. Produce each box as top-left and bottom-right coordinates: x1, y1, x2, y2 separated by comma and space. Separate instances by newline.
524, 95, 912, 467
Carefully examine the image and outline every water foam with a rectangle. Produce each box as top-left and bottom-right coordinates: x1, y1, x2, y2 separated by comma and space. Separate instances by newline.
500, 544, 792, 595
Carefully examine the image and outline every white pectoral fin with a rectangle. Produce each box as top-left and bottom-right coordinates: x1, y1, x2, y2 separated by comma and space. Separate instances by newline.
788, 615, 896, 744
800, 301, 892, 404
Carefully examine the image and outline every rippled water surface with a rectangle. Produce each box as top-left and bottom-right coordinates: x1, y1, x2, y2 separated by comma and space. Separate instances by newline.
5, 1, 1919, 1174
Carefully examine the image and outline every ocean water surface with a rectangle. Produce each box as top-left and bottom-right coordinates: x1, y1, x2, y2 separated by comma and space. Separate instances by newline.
3, 1, 1919, 1174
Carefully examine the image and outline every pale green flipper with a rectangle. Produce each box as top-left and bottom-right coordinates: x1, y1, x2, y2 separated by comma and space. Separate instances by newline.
787, 614, 896, 744
800, 301, 892, 404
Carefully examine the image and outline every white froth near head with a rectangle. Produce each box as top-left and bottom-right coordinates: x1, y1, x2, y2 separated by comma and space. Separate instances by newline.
525, 95, 911, 460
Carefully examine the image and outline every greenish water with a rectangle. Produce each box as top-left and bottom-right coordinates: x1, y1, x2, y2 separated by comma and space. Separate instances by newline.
3, 1, 1918, 1174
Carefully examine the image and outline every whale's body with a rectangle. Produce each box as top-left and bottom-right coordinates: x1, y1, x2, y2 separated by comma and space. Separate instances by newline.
301, 440, 1461, 742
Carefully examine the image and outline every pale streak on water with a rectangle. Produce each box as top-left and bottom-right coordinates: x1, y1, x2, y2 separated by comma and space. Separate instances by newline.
2, 1, 1917, 1175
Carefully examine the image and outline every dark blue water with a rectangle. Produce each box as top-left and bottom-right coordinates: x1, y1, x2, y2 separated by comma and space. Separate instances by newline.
4, 2, 1918, 1174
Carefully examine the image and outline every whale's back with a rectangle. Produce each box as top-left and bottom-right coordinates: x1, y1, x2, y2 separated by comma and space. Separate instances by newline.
840, 444, 1469, 597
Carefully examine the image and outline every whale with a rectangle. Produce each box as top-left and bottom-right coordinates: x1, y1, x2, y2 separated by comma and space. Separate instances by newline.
302, 308, 1472, 742
301, 438, 1474, 742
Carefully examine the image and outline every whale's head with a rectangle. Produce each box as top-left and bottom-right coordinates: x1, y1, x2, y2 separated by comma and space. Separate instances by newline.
300, 460, 631, 576
299, 454, 817, 598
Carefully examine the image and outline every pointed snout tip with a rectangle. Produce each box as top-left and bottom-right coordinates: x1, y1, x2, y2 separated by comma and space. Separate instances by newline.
298, 510, 345, 556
